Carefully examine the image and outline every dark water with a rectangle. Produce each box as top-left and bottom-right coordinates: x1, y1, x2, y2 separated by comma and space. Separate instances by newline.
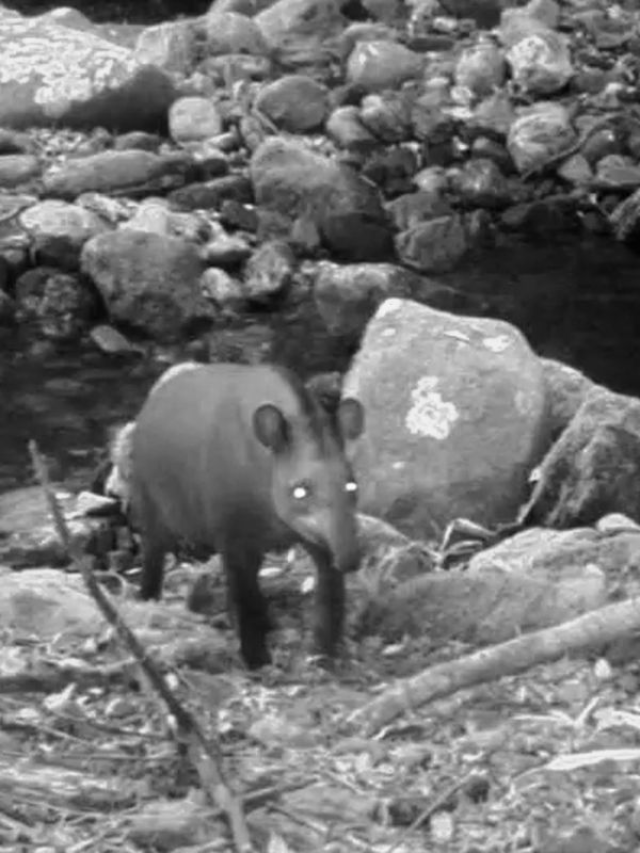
2, 236, 640, 494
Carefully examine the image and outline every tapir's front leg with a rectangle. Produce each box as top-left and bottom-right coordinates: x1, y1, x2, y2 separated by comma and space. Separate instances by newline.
307, 546, 346, 661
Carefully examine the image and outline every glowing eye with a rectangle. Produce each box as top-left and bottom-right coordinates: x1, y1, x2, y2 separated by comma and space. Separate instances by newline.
345, 480, 358, 494
292, 485, 308, 500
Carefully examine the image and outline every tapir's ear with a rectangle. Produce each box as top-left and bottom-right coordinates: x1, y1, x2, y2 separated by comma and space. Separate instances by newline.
337, 397, 365, 441
253, 404, 290, 452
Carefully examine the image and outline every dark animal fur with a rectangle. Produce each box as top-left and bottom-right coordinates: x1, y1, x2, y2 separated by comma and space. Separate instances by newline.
130, 362, 364, 669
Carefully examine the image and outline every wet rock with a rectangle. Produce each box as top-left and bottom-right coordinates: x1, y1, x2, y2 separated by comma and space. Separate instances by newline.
203, 232, 252, 268
469, 90, 516, 139
469, 525, 632, 592
593, 154, 640, 191
362, 146, 419, 196
256, 75, 330, 134
133, 19, 198, 76
336, 21, 398, 63
387, 188, 451, 230
499, 2, 559, 50
507, 101, 575, 174
0, 128, 33, 154
89, 324, 137, 355
506, 27, 574, 96
242, 239, 295, 301
556, 152, 592, 186
123, 199, 210, 242
395, 212, 489, 274
169, 174, 254, 210
523, 388, 640, 529
250, 136, 392, 262
0, 569, 100, 638
202, 53, 272, 86
326, 106, 378, 149
540, 357, 599, 440
255, 0, 346, 70
501, 195, 581, 239
81, 229, 212, 342
168, 97, 223, 144
114, 131, 162, 152
120, 198, 173, 236
0, 154, 41, 188
202, 11, 269, 56
42, 150, 193, 200
356, 538, 605, 645
0, 290, 15, 324
449, 158, 510, 209
454, 37, 507, 97
14, 268, 98, 341
346, 40, 425, 92
18, 200, 108, 270
314, 261, 462, 336
0, 486, 105, 569
201, 267, 244, 308
610, 186, 640, 244
343, 298, 550, 539
359, 91, 414, 143
0, 8, 177, 132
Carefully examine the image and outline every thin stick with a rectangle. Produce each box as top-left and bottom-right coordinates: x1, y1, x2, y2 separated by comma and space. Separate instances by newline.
28, 441, 255, 853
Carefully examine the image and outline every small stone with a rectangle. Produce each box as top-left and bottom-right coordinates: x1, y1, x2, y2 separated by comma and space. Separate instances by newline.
19, 199, 108, 269
359, 91, 413, 143
201, 267, 244, 308
395, 214, 473, 274
506, 27, 574, 96
203, 232, 252, 267
594, 154, 640, 191
42, 150, 192, 200
610, 187, 640, 243
454, 37, 507, 97
347, 40, 424, 92
507, 101, 575, 174
242, 240, 295, 302
556, 153, 592, 185
168, 97, 223, 144
255, 75, 329, 133
326, 106, 377, 149
89, 324, 136, 354
169, 175, 253, 210
0, 154, 40, 188
450, 158, 510, 209
202, 10, 269, 56
14, 268, 97, 341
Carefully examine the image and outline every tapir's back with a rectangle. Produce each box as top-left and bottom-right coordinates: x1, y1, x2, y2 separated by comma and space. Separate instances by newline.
131, 363, 306, 548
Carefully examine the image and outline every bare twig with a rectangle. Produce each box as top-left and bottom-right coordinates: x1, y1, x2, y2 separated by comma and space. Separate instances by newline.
28, 441, 256, 853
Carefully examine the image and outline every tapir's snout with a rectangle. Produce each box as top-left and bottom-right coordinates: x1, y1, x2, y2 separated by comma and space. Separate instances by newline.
298, 508, 361, 573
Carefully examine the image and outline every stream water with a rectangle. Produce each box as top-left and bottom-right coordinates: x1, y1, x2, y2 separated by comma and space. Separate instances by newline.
1, 236, 639, 495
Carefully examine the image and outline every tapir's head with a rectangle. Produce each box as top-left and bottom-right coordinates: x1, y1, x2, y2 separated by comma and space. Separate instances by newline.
252, 386, 365, 573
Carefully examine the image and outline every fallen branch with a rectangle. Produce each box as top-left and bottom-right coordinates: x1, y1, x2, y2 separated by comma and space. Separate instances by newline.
28, 441, 255, 853
346, 594, 640, 736
0, 659, 137, 694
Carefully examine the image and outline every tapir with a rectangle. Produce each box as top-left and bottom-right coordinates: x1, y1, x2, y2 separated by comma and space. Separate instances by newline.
130, 362, 365, 669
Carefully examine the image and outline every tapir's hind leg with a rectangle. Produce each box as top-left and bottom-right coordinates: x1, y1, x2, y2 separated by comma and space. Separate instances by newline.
134, 489, 174, 601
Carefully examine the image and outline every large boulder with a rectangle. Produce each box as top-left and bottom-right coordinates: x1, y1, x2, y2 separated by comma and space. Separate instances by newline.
342, 298, 550, 539
0, 8, 176, 131
523, 388, 640, 528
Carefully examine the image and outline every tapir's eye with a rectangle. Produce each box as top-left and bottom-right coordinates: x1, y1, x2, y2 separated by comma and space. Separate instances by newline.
292, 484, 309, 501
345, 480, 358, 495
